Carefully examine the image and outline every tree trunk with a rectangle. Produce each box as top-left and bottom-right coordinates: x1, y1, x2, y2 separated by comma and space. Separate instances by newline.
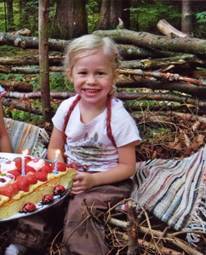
39, 0, 51, 122
30, 1, 38, 33
5, 0, 14, 31
18, 0, 38, 33
98, 0, 129, 29
130, 0, 139, 31
97, 0, 111, 29
121, 0, 130, 29
51, 0, 87, 39
18, 0, 27, 29
181, 0, 192, 35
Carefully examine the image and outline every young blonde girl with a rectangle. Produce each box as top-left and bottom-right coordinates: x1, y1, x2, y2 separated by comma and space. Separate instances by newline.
48, 34, 141, 255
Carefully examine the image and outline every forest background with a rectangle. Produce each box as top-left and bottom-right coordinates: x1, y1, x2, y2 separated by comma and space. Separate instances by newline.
0, 0, 206, 134
0, 0, 206, 162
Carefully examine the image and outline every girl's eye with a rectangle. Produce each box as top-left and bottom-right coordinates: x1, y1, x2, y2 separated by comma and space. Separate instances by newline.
97, 72, 105, 76
78, 71, 87, 75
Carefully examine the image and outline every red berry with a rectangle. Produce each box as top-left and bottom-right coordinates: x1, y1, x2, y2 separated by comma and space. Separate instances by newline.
25, 156, 32, 163
57, 162, 66, 172
53, 185, 65, 196
8, 169, 21, 179
35, 170, 48, 182
40, 162, 53, 173
14, 157, 22, 170
26, 173, 38, 185
0, 184, 15, 197
11, 182, 19, 195
21, 202, 36, 213
16, 175, 30, 192
25, 165, 35, 174
42, 194, 54, 204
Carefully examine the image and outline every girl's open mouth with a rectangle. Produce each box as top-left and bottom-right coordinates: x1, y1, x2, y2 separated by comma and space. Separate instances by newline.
82, 88, 101, 95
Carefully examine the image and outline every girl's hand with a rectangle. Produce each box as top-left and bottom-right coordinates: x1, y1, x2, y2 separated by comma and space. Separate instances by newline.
71, 172, 95, 194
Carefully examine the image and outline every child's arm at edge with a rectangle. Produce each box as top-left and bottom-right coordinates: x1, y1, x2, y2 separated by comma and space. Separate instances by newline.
0, 102, 12, 152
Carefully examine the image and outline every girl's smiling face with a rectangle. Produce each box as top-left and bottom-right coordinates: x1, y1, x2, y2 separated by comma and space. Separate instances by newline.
68, 50, 116, 109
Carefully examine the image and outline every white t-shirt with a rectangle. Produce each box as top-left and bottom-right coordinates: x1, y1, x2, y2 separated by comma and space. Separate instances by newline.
52, 95, 141, 172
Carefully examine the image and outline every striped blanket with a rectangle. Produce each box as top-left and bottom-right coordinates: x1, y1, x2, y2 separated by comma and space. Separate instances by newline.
4, 118, 49, 158
132, 145, 206, 243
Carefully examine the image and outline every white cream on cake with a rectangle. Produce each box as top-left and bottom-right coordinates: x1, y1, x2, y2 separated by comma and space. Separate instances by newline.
27, 159, 45, 170
0, 161, 16, 173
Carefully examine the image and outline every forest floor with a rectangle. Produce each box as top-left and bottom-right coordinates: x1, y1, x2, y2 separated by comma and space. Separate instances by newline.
136, 111, 206, 161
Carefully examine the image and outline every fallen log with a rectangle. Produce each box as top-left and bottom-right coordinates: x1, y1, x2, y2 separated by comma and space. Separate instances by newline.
5, 91, 75, 99
0, 65, 63, 74
132, 111, 206, 125
94, 29, 206, 55
119, 68, 206, 86
128, 104, 202, 115
0, 80, 32, 92
117, 79, 206, 99
157, 19, 188, 38
4, 91, 206, 117
0, 54, 200, 71
0, 32, 153, 59
6, 91, 206, 109
2, 98, 42, 115
0, 55, 63, 66
2, 70, 206, 100
0, 32, 200, 60
120, 54, 202, 70
116, 44, 158, 59
9, 28, 32, 36
0, 32, 68, 51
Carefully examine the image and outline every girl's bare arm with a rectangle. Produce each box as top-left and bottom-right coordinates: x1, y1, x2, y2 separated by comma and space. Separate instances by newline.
47, 127, 65, 162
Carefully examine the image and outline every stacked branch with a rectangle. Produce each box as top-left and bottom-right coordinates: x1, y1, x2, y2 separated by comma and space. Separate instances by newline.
1, 25, 206, 106
105, 200, 205, 255
0, 22, 206, 156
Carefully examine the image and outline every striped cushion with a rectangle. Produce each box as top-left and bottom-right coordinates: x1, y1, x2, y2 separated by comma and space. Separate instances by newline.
132, 145, 206, 244
4, 118, 49, 158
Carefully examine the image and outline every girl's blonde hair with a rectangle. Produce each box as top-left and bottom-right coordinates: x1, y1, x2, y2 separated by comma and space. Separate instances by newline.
63, 35, 119, 148
64, 34, 120, 72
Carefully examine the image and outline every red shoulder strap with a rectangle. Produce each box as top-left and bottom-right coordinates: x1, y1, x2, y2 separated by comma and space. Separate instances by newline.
63, 94, 116, 148
106, 96, 117, 147
63, 94, 81, 134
